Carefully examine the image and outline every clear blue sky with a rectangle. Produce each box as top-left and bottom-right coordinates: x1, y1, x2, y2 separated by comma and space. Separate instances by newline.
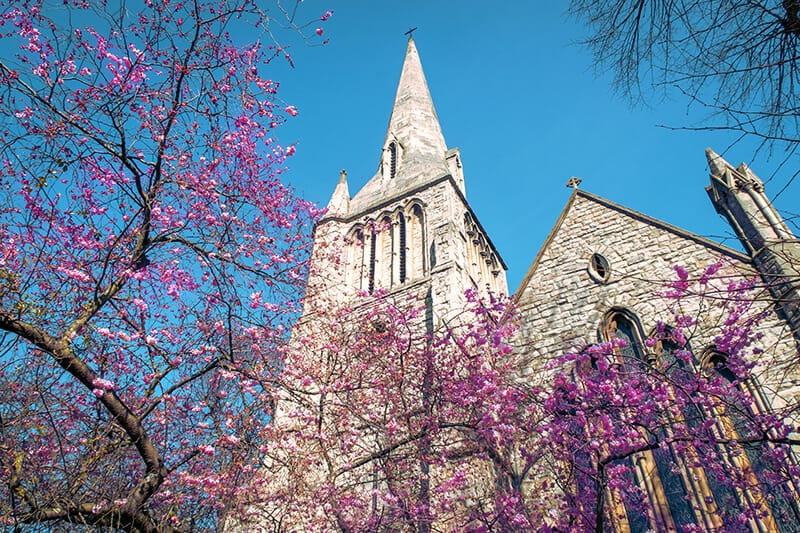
272, 1, 800, 292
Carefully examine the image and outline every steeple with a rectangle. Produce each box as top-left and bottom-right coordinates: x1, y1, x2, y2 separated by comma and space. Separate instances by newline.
383, 36, 447, 164
705, 147, 734, 181
347, 37, 457, 215
705, 147, 793, 250
309, 37, 506, 309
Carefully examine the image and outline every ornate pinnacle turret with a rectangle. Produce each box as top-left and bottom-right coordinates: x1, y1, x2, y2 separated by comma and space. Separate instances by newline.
705, 147, 735, 180
706, 147, 765, 190
325, 169, 350, 219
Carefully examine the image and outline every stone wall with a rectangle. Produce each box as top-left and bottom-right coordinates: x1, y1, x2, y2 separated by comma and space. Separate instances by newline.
306, 176, 507, 329
514, 190, 800, 406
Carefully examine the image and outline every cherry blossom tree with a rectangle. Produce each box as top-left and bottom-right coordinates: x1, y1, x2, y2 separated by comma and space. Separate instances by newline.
541, 264, 800, 532
240, 259, 800, 532
0, 0, 328, 531
232, 287, 542, 532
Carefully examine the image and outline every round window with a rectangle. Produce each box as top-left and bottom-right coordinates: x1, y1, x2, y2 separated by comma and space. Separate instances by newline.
588, 253, 611, 283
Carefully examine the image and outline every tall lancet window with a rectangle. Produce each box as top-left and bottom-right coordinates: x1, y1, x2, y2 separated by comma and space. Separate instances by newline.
398, 212, 407, 283
368, 231, 376, 294
705, 351, 800, 531
410, 204, 425, 278
379, 216, 392, 289
388, 142, 397, 179
602, 311, 694, 532
345, 228, 364, 291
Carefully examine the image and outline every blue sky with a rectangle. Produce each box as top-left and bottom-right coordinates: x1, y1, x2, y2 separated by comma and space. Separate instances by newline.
272, 1, 799, 292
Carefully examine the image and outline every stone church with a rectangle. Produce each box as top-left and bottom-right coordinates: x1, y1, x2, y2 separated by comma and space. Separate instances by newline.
290, 37, 800, 531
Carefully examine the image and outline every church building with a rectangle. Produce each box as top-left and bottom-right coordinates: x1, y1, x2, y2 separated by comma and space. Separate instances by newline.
294, 37, 800, 532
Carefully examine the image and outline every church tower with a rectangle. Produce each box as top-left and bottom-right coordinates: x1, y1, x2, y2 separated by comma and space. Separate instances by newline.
248, 39, 510, 532
705, 148, 800, 344
305, 37, 507, 324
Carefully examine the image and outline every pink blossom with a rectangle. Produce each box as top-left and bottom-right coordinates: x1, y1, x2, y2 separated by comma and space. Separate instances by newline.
198, 445, 215, 456
249, 291, 262, 309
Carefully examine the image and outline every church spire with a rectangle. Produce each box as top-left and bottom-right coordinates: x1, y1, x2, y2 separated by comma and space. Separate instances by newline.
347, 37, 453, 214
383, 36, 447, 161
705, 147, 735, 181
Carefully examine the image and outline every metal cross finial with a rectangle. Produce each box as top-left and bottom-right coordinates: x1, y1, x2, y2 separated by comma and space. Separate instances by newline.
566, 176, 582, 189
404, 27, 417, 38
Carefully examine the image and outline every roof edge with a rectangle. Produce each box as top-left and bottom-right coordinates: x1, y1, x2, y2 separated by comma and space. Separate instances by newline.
575, 190, 749, 261
513, 188, 751, 301
512, 189, 579, 301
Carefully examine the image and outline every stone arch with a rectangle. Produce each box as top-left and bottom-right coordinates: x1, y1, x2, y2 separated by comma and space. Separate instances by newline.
345, 225, 367, 291
405, 201, 426, 280
381, 136, 403, 179
378, 214, 393, 290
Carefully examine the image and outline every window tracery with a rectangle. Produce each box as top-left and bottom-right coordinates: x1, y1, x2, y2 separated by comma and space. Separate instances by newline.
602, 311, 695, 531
703, 350, 800, 532
345, 202, 427, 293
584, 312, 800, 532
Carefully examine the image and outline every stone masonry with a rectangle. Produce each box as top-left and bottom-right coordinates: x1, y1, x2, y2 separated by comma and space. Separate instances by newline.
291, 36, 800, 532
513, 189, 800, 408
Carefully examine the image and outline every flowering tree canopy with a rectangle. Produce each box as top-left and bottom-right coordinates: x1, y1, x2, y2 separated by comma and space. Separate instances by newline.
0, 0, 327, 530
541, 264, 800, 532
234, 288, 541, 532
245, 262, 800, 532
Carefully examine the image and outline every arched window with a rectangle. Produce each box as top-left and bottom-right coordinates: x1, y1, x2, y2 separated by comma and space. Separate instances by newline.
346, 227, 367, 291
410, 204, 425, 278
585, 315, 800, 532
602, 311, 696, 531
398, 212, 407, 284
706, 352, 800, 532
368, 231, 376, 294
379, 216, 392, 289
388, 142, 397, 178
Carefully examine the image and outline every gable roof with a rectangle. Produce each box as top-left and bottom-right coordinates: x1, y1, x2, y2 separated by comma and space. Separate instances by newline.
513, 189, 750, 300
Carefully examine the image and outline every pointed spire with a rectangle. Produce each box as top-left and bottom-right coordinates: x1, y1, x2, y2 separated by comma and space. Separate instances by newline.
706, 147, 766, 190
384, 36, 447, 159
347, 37, 453, 214
325, 170, 350, 218
705, 147, 735, 178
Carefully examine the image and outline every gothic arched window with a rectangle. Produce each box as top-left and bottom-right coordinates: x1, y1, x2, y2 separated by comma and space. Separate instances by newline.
346, 227, 367, 291
410, 204, 426, 278
398, 212, 407, 283
388, 142, 397, 178
368, 230, 377, 294
705, 351, 800, 532
379, 216, 392, 289
602, 311, 696, 531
